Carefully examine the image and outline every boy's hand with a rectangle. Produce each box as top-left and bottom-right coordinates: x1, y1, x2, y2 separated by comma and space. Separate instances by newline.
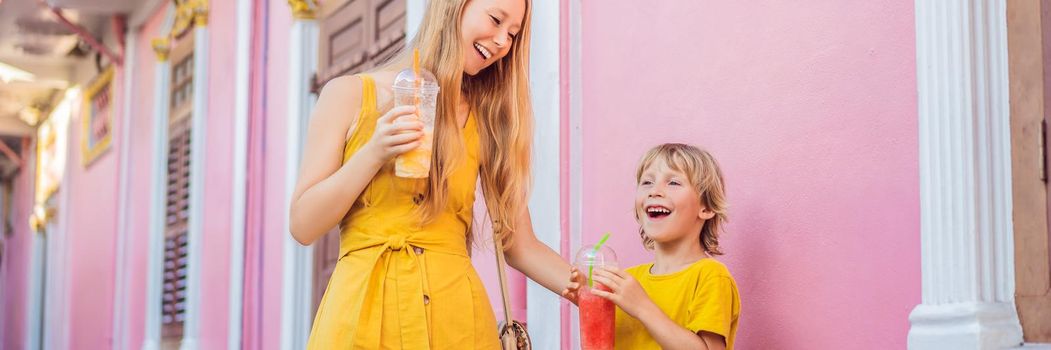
560, 266, 587, 305
590, 267, 656, 319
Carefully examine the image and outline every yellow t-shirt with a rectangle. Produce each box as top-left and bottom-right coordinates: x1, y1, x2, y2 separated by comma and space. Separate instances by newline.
614, 258, 741, 350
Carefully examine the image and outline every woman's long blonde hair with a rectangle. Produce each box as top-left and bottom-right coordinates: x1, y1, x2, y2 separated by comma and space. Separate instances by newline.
380, 0, 533, 249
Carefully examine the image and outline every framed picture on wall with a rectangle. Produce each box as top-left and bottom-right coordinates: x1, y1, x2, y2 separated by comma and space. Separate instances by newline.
81, 66, 114, 167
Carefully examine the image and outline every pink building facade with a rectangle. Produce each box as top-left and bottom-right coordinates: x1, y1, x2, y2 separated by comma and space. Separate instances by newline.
0, 0, 1046, 349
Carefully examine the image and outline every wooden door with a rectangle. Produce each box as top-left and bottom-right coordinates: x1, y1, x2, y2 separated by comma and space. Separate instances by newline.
1008, 0, 1051, 342
314, 0, 407, 92
311, 0, 407, 313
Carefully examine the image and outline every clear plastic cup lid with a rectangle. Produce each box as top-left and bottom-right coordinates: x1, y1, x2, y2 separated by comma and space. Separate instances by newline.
394, 67, 440, 93
575, 244, 617, 268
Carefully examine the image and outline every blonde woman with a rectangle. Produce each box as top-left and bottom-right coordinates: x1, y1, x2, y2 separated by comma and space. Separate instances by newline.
289, 0, 571, 348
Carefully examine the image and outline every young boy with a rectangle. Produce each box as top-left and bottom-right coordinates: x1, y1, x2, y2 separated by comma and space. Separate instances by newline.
565, 143, 741, 350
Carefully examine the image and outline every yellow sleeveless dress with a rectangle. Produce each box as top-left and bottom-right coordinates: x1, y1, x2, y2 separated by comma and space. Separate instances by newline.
307, 75, 500, 349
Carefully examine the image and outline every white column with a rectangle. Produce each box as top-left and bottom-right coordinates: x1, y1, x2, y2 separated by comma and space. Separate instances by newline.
46, 108, 74, 350
281, 17, 318, 350
527, 0, 562, 348
227, 0, 253, 347
908, 1, 1023, 349
406, 0, 426, 43
26, 220, 44, 350
112, 28, 138, 350
144, 42, 172, 350
568, 0, 584, 347
42, 220, 56, 350
180, 23, 210, 350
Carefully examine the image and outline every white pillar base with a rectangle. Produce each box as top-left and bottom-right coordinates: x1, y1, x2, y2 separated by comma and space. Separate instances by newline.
908, 302, 1023, 350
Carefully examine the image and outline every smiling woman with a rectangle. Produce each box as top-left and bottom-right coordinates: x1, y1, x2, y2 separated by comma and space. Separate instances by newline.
288, 0, 574, 348
459, 0, 523, 75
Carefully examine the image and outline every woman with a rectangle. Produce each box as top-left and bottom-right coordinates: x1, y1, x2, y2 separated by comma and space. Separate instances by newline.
289, 0, 571, 348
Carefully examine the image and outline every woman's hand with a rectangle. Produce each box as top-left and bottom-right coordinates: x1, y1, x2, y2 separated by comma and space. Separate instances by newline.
361, 105, 424, 162
560, 266, 588, 305
589, 266, 656, 319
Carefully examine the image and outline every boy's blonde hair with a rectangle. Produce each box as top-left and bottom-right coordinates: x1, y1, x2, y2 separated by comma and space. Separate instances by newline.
380, 0, 533, 249
635, 143, 728, 255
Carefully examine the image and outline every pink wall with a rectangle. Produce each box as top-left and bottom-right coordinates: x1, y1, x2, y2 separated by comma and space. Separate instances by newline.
199, 0, 238, 346
578, 1, 919, 348
124, 6, 168, 349
261, 0, 291, 348
1, 139, 36, 349
240, 0, 271, 346
64, 66, 123, 348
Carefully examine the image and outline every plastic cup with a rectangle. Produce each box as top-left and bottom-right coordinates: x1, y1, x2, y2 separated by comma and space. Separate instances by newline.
392, 67, 439, 178
576, 244, 617, 350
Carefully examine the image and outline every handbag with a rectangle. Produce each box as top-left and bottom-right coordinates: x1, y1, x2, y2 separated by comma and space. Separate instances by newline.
494, 237, 532, 350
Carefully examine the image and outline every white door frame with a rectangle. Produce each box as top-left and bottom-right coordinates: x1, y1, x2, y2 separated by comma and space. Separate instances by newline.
280, 10, 319, 350
111, 27, 137, 350
226, 0, 254, 347
567, 0, 584, 348
525, 0, 563, 348
144, 28, 172, 350
26, 225, 44, 350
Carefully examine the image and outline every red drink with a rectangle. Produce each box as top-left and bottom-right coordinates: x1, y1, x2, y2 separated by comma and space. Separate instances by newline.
579, 283, 614, 350
575, 242, 617, 350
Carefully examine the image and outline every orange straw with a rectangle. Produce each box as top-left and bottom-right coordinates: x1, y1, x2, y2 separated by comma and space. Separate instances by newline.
412, 49, 421, 111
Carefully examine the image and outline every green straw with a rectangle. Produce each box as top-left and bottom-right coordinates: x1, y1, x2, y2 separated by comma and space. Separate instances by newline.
588, 232, 611, 287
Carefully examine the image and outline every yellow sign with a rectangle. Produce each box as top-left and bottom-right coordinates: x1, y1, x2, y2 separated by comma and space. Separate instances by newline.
81, 67, 114, 167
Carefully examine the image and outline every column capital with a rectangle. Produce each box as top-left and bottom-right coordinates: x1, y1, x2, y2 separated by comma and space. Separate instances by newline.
288, 0, 318, 20
151, 37, 171, 62
192, 0, 209, 28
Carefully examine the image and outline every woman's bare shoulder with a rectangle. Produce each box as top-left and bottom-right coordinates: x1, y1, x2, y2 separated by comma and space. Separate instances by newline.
319, 75, 364, 101
368, 69, 399, 85
313, 75, 364, 125
366, 70, 399, 108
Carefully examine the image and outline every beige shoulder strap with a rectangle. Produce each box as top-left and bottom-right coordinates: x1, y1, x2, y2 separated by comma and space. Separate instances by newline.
494, 237, 514, 326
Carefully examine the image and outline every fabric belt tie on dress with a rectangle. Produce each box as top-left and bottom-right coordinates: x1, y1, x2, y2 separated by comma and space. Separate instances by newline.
340, 229, 468, 349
